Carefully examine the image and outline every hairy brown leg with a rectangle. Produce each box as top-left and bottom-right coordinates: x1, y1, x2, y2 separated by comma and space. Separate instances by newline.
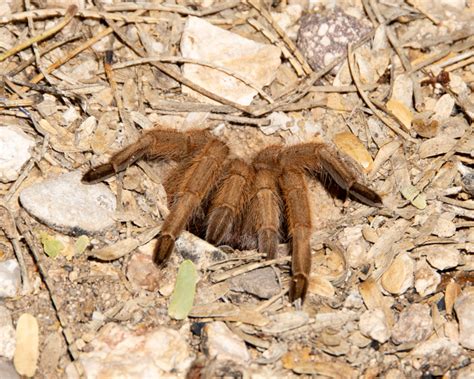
278, 168, 312, 301
82, 128, 199, 184
318, 147, 382, 207
247, 146, 282, 259
206, 159, 254, 245
282, 143, 382, 207
153, 139, 229, 265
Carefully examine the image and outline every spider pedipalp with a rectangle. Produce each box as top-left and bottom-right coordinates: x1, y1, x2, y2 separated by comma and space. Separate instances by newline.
82, 126, 382, 302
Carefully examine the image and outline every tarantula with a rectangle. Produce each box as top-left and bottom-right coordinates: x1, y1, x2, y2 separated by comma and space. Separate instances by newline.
82, 127, 382, 302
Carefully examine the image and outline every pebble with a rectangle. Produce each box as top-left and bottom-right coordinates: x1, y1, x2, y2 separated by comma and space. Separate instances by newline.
454, 289, 474, 350
0, 125, 35, 183
229, 267, 280, 299
381, 252, 414, 295
391, 304, 433, 345
409, 338, 465, 376
432, 217, 456, 238
0, 260, 21, 298
0, 359, 19, 379
359, 309, 390, 343
421, 245, 460, 270
180, 16, 281, 106
76, 323, 192, 378
175, 231, 227, 270
414, 259, 441, 297
0, 306, 16, 359
297, 7, 370, 71
19, 171, 116, 235
203, 321, 250, 363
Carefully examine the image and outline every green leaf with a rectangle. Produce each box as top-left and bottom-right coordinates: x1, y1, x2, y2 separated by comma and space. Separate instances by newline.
39, 232, 64, 258
74, 235, 90, 255
168, 260, 198, 320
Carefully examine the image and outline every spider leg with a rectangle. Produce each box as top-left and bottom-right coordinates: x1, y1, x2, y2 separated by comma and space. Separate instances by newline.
82, 128, 196, 184
153, 139, 229, 265
248, 146, 282, 259
281, 143, 382, 207
206, 159, 254, 245
279, 168, 312, 301
318, 147, 382, 207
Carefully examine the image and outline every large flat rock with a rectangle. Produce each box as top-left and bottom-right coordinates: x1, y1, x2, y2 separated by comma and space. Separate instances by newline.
20, 171, 116, 235
181, 16, 281, 106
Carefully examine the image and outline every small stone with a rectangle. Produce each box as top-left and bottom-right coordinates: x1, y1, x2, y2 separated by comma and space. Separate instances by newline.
381, 252, 414, 295
0, 359, 19, 379
432, 217, 456, 238
20, 171, 116, 235
297, 8, 370, 71
433, 94, 455, 122
0, 260, 21, 298
415, 259, 441, 297
391, 304, 433, 345
203, 321, 250, 363
175, 231, 227, 270
79, 323, 192, 378
409, 338, 465, 376
0, 125, 35, 183
359, 309, 390, 343
126, 251, 160, 292
454, 289, 474, 350
181, 16, 281, 106
229, 267, 279, 299
457, 364, 474, 379
421, 246, 460, 270
0, 306, 16, 359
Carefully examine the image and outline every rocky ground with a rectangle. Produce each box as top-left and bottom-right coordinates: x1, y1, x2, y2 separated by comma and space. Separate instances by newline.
0, 0, 473, 378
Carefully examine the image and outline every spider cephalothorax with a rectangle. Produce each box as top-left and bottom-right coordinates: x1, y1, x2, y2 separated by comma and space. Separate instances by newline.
82, 127, 382, 302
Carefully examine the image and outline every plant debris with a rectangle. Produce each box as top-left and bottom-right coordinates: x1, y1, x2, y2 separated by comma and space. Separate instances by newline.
0, 0, 473, 377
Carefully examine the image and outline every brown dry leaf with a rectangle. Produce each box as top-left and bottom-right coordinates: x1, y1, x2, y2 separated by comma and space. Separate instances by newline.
418, 135, 458, 159
91, 238, 139, 261
412, 117, 439, 138
189, 303, 269, 327
282, 347, 356, 378
381, 252, 414, 295
13, 313, 39, 377
359, 279, 394, 327
445, 281, 462, 316
386, 99, 413, 130
308, 275, 335, 297
333, 132, 373, 173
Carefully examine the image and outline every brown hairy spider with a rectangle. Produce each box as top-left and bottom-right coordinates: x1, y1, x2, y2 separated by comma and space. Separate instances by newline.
82, 127, 382, 302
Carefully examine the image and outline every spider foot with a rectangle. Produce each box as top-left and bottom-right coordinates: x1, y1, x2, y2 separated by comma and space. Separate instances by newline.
290, 273, 309, 302
350, 182, 383, 208
82, 163, 116, 184
258, 229, 278, 260
153, 234, 175, 266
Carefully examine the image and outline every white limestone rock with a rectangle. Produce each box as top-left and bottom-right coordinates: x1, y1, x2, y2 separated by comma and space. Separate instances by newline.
19, 171, 116, 235
203, 321, 250, 363
76, 323, 192, 379
0, 306, 16, 359
0, 260, 21, 299
454, 290, 474, 350
0, 125, 35, 183
359, 309, 390, 343
180, 16, 281, 106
